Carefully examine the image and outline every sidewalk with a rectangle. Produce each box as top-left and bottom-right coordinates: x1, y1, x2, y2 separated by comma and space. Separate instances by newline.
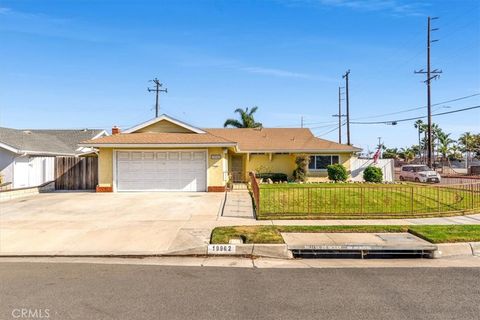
215, 213, 480, 226
165, 213, 480, 256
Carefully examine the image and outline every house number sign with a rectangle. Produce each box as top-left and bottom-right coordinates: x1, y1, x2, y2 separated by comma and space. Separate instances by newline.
208, 244, 236, 254
210, 154, 222, 160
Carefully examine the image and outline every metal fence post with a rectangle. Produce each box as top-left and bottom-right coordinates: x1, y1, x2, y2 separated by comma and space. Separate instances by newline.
411, 186, 414, 214
360, 187, 364, 214
437, 186, 440, 212
472, 183, 475, 210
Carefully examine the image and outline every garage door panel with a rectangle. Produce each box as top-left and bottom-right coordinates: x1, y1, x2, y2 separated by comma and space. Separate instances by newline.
116, 150, 207, 191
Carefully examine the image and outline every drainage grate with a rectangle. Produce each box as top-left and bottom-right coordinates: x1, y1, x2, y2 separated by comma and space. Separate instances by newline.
292, 249, 434, 259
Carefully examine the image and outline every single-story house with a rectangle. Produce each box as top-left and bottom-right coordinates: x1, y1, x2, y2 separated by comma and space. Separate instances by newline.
0, 127, 107, 189
80, 114, 361, 192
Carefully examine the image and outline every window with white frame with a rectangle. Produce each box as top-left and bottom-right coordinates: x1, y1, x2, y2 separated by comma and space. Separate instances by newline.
308, 155, 339, 170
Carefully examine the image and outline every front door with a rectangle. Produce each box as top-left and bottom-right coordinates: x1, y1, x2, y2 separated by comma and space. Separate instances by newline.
231, 155, 244, 182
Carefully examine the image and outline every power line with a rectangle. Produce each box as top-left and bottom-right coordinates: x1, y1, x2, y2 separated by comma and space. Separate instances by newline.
350, 93, 480, 120
309, 123, 342, 130
297, 93, 480, 128
316, 123, 345, 137
350, 105, 480, 125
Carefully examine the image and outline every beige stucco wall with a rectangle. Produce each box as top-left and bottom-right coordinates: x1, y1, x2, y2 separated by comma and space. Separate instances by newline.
98, 148, 113, 187
207, 147, 226, 187
245, 154, 296, 178
97, 147, 226, 189
238, 152, 354, 181
136, 120, 193, 133
97, 147, 355, 189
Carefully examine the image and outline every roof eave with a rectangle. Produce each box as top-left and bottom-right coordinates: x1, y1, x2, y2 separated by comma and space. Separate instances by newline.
0, 142, 20, 154
78, 142, 237, 148
19, 150, 77, 156
235, 148, 362, 153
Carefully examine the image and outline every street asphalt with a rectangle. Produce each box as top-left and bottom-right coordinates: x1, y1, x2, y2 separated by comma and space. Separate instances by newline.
1, 262, 479, 320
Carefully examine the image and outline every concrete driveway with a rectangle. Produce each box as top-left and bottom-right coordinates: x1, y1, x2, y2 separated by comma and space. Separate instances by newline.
0, 192, 225, 255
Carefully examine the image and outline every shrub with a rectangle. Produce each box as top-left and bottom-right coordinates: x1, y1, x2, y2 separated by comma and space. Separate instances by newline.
256, 173, 288, 183
293, 154, 309, 182
327, 164, 348, 182
363, 166, 383, 183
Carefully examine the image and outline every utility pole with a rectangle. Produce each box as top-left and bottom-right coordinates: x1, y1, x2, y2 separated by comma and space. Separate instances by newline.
342, 70, 351, 145
147, 78, 168, 118
301, 116, 304, 128
415, 17, 442, 168
332, 86, 346, 144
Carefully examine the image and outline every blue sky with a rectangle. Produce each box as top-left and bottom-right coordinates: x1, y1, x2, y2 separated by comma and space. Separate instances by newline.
0, 0, 478, 151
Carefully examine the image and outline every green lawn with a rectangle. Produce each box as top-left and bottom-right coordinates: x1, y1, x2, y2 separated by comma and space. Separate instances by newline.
210, 225, 480, 244
257, 183, 480, 219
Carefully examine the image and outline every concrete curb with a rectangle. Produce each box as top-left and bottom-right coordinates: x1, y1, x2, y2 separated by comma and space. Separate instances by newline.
205, 244, 291, 259
470, 242, 480, 256
1, 243, 477, 260
434, 242, 480, 258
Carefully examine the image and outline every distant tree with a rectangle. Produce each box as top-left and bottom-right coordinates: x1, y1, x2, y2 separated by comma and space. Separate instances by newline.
399, 147, 415, 163
383, 148, 400, 159
224, 107, 262, 128
448, 145, 463, 161
437, 132, 454, 165
414, 120, 426, 158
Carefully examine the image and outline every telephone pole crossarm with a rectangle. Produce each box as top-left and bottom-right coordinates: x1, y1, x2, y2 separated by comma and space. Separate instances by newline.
147, 78, 168, 118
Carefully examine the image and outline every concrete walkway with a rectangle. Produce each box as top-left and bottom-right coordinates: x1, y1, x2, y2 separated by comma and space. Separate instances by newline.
221, 190, 255, 219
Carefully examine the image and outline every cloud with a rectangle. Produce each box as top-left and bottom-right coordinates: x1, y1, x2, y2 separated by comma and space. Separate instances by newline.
280, 0, 428, 16
241, 66, 313, 78
0, 6, 11, 14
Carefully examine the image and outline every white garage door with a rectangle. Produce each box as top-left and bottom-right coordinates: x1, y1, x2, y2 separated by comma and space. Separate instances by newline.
116, 151, 207, 191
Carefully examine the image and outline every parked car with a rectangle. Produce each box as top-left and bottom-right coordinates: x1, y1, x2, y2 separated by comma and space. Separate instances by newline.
399, 165, 441, 183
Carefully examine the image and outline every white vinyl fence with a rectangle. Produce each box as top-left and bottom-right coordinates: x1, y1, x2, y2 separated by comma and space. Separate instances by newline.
350, 158, 395, 182
13, 156, 55, 188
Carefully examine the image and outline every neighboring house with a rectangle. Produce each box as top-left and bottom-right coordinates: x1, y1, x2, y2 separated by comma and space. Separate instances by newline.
0, 127, 107, 189
80, 114, 361, 192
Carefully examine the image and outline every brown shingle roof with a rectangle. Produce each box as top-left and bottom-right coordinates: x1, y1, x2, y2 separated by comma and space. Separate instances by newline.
81, 126, 361, 152
205, 128, 361, 152
81, 132, 235, 145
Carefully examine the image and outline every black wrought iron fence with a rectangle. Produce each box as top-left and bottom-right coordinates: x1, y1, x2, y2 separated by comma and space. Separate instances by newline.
256, 182, 480, 218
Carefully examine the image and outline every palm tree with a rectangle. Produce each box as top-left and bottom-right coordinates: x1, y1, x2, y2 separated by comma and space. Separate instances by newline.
400, 147, 415, 163
383, 148, 400, 159
414, 120, 425, 158
459, 132, 476, 168
449, 145, 463, 161
437, 132, 454, 166
224, 107, 262, 128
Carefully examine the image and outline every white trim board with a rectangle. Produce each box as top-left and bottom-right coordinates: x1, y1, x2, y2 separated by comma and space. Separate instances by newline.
79, 143, 236, 148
